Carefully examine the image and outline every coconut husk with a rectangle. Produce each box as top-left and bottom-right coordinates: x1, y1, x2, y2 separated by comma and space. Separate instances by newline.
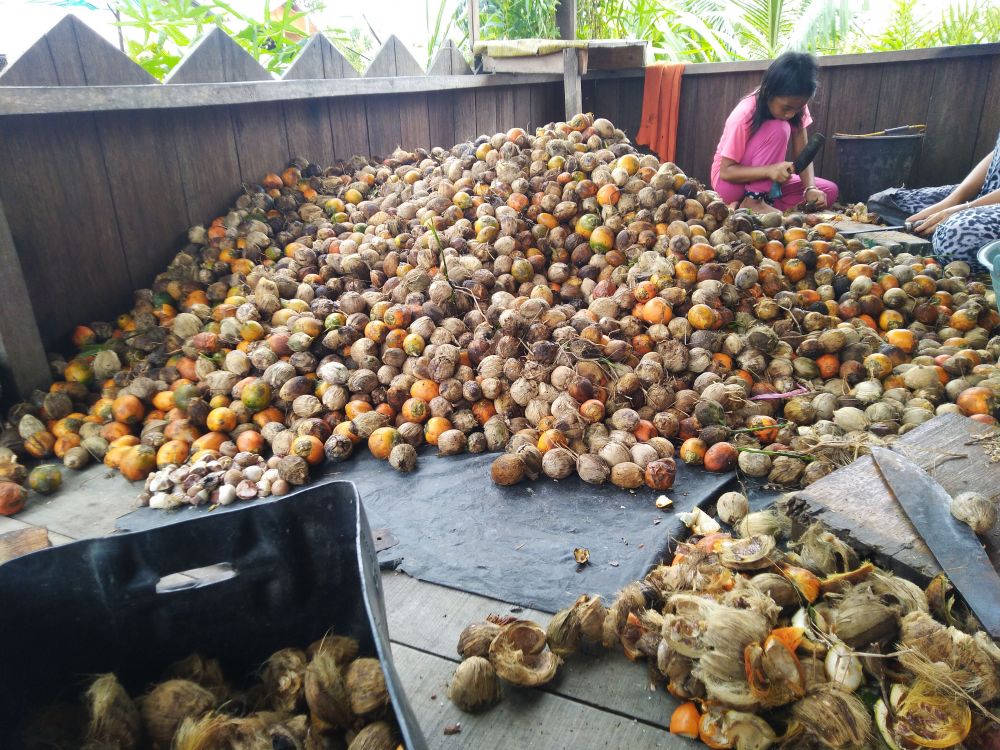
488, 620, 562, 687
546, 605, 583, 657
797, 432, 888, 469
162, 654, 229, 700
446, 656, 502, 713
307, 635, 360, 668
344, 658, 389, 718
345, 721, 395, 750
84, 673, 141, 750
792, 522, 858, 576
261, 649, 308, 715
790, 685, 872, 749
139, 679, 216, 749
898, 611, 1000, 703
601, 582, 647, 649
304, 650, 352, 731
456, 621, 501, 659
173, 713, 272, 750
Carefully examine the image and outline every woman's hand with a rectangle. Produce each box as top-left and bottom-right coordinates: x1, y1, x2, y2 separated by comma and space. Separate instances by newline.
804, 186, 827, 209
906, 197, 958, 224
913, 203, 968, 235
768, 162, 794, 183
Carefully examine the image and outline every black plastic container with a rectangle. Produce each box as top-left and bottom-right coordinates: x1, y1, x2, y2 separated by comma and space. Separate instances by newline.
0, 480, 426, 749
834, 133, 925, 203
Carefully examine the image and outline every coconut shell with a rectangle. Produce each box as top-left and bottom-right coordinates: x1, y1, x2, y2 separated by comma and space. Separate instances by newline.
488, 619, 562, 687
141, 679, 216, 749
85, 673, 141, 750
162, 654, 229, 700
447, 656, 502, 713
344, 658, 389, 718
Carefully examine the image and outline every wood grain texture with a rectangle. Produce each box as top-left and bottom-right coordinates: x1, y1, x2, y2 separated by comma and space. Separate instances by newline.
282, 100, 337, 168
391, 644, 690, 750
166, 27, 271, 84
821, 64, 884, 186
0, 196, 50, 400
0, 527, 50, 565
592, 79, 619, 126
475, 88, 498, 137
496, 86, 515, 132
168, 106, 243, 227
453, 89, 478, 143
615, 76, 644, 141
399, 93, 432, 150
563, 48, 582, 120
513, 84, 532, 131
0, 113, 133, 348
330, 97, 371, 160
918, 56, 992, 187
231, 103, 292, 183
382, 572, 683, 728
96, 109, 191, 289
974, 54, 1000, 162
783, 414, 1000, 581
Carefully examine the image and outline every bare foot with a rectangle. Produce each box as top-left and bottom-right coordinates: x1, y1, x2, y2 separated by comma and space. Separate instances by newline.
739, 197, 777, 214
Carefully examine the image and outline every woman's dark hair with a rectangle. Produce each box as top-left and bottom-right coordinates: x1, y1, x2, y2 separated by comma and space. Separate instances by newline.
748, 51, 818, 133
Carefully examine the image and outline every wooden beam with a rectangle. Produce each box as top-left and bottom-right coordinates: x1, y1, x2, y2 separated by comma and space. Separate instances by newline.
556, 0, 577, 40
0, 72, 564, 115
681, 41, 1000, 75
468, 0, 480, 54
0, 190, 53, 401
562, 47, 581, 120
0, 527, 50, 565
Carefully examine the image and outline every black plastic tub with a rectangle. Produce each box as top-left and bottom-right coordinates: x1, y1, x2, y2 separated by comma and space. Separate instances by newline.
0, 479, 426, 749
834, 133, 924, 203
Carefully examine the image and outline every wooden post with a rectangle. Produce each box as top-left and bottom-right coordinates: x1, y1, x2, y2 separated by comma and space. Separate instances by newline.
557, 0, 577, 40
468, 0, 480, 53
0, 197, 50, 402
562, 47, 582, 120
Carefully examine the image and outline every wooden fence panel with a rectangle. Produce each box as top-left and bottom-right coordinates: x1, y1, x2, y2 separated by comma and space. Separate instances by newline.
974, 55, 1000, 164
918, 56, 992, 187
428, 41, 473, 147
364, 36, 425, 157
280, 36, 342, 168
0, 17, 139, 354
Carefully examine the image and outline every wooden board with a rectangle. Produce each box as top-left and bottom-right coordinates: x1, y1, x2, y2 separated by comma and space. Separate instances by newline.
391, 644, 690, 750
382, 572, 683, 728
782, 413, 1000, 581
0, 527, 50, 564
829, 218, 932, 254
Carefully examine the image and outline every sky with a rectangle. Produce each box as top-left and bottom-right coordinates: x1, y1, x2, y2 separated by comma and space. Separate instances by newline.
0, 0, 984, 68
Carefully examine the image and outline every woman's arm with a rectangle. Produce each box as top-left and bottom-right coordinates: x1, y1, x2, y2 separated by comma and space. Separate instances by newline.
914, 184, 1000, 235
719, 157, 793, 184
791, 127, 827, 209
909, 149, 993, 224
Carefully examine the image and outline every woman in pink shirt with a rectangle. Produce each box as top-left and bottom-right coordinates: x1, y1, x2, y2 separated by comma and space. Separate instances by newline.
712, 52, 838, 214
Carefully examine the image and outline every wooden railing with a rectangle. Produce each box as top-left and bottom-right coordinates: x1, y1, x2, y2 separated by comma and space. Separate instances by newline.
0, 15, 996, 405
0, 17, 567, 400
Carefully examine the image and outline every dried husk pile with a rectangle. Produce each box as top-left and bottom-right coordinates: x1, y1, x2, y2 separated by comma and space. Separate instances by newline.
3, 113, 1000, 511
21, 634, 403, 750
449, 510, 1000, 749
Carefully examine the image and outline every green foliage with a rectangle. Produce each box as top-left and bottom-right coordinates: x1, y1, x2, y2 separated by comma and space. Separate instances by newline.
107, 0, 363, 79
854, 0, 1000, 52
478, 0, 561, 40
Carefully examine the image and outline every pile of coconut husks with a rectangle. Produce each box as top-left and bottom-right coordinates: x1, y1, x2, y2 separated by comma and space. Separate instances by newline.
449, 495, 1000, 749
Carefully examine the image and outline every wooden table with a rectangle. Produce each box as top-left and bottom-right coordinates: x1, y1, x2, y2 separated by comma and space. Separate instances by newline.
0, 464, 694, 749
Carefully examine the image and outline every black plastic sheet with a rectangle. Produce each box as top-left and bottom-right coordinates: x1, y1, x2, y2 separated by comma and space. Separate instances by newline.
118, 450, 737, 613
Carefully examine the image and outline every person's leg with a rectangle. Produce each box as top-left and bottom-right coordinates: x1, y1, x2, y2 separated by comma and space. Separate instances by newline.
711, 176, 746, 206
890, 185, 956, 215
931, 205, 1000, 265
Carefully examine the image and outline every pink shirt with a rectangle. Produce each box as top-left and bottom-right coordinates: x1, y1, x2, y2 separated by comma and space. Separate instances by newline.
711, 94, 813, 187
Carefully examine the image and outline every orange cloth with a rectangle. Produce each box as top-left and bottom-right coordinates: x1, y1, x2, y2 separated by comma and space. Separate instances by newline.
636, 62, 686, 164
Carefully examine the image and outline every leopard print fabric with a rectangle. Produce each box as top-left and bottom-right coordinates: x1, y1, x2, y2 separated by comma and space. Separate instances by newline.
872, 129, 1000, 266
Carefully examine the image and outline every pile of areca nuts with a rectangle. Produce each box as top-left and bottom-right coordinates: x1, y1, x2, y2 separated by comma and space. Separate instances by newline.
5, 113, 1000, 511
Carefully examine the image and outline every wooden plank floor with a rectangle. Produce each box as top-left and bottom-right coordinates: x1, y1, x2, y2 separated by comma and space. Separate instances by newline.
1, 465, 696, 749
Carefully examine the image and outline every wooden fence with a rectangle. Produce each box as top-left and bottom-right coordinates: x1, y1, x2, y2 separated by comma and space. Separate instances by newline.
0, 17, 566, 402
586, 42, 1000, 196
0, 15, 997, 405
